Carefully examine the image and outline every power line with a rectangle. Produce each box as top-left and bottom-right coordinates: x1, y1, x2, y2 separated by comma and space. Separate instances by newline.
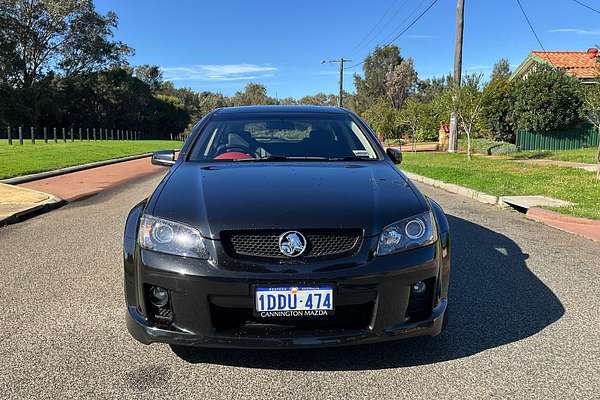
350, 0, 404, 53
350, 0, 412, 56
345, 0, 441, 70
514, 0, 546, 51
386, 0, 440, 46
379, 0, 430, 46
572, 0, 600, 14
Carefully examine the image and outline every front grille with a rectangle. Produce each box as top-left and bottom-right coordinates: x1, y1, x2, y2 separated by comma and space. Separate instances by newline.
222, 229, 362, 260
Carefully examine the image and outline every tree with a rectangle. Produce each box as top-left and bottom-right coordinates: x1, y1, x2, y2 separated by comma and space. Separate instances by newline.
297, 93, 338, 106
362, 98, 400, 143
491, 58, 511, 81
481, 73, 515, 142
385, 58, 417, 110
279, 97, 298, 105
135, 65, 163, 92
580, 64, 600, 179
0, 0, 131, 88
441, 74, 485, 160
353, 45, 404, 113
513, 64, 583, 132
196, 91, 229, 117
399, 99, 423, 150
231, 83, 276, 106
58, 9, 132, 77
414, 75, 453, 103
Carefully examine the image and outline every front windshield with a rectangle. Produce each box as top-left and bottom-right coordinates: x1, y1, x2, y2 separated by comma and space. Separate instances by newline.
188, 113, 379, 161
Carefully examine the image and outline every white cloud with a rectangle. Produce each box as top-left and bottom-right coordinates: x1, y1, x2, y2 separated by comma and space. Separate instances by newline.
549, 28, 600, 35
161, 64, 277, 81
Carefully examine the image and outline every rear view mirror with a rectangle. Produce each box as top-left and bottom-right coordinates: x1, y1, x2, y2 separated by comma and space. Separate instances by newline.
151, 150, 176, 167
386, 147, 402, 164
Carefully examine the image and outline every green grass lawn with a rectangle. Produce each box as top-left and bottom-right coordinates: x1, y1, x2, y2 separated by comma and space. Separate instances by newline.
511, 147, 598, 164
0, 140, 181, 179
401, 152, 600, 220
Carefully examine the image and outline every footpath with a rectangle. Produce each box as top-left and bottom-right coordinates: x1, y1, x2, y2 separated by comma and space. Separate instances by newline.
0, 155, 167, 225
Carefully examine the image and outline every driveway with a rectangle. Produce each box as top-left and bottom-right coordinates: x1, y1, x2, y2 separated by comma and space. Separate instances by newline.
0, 173, 598, 399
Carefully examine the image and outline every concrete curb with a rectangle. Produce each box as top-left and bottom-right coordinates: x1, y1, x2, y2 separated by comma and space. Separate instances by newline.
0, 194, 65, 226
0, 153, 156, 185
404, 172, 499, 205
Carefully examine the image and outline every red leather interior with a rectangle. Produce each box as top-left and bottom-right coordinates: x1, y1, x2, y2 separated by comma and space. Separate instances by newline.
214, 151, 254, 160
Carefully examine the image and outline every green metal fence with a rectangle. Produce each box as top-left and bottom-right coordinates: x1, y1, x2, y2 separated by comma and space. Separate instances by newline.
517, 124, 599, 151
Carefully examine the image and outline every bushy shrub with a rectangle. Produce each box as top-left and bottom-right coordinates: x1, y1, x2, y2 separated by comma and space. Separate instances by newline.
513, 64, 583, 132
488, 142, 518, 155
458, 138, 518, 155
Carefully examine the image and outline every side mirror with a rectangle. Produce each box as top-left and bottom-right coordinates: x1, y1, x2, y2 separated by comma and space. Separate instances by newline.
386, 147, 402, 164
151, 150, 176, 167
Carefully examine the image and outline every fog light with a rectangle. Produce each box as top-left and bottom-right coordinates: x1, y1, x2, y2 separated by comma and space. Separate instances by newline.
149, 286, 169, 307
412, 281, 427, 295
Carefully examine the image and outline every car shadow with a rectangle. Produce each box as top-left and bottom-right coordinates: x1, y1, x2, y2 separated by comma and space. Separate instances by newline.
171, 214, 565, 370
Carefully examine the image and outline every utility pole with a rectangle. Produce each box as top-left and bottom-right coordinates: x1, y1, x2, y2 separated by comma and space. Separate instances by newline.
448, 0, 464, 153
321, 58, 352, 107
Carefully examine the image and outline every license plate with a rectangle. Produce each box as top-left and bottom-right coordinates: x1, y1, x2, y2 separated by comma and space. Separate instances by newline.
255, 285, 334, 317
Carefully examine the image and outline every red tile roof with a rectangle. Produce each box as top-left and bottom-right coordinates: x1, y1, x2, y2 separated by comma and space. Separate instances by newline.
531, 50, 598, 79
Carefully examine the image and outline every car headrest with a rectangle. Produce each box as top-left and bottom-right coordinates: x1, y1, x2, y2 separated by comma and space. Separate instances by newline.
227, 133, 249, 147
239, 131, 253, 142
309, 129, 336, 143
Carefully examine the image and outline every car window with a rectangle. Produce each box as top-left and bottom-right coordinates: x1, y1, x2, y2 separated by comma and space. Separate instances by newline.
188, 114, 378, 161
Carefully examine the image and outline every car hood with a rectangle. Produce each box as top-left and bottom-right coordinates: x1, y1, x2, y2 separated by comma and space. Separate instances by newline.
150, 161, 427, 239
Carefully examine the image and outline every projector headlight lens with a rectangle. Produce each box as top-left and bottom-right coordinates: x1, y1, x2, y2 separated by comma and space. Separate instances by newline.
139, 214, 208, 259
377, 212, 437, 256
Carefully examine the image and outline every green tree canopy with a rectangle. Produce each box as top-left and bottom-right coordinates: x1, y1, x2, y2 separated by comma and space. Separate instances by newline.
362, 98, 400, 141
134, 65, 163, 92
491, 58, 511, 81
481, 72, 515, 142
0, 0, 131, 88
353, 45, 406, 113
385, 58, 417, 110
231, 83, 277, 106
513, 64, 583, 132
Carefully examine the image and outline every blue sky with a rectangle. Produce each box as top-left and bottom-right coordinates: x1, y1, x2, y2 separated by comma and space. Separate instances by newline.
96, 0, 600, 98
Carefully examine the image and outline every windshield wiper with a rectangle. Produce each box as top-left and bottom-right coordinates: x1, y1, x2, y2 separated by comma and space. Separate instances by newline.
327, 156, 371, 161
233, 156, 329, 162
232, 155, 372, 162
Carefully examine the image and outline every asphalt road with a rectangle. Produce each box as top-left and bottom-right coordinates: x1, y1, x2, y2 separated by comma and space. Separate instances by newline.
1, 172, 599, 399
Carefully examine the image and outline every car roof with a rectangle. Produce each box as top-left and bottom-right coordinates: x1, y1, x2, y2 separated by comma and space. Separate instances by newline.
213, 105, 349, 115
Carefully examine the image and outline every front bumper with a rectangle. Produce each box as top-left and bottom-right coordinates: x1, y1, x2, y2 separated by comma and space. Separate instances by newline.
124, 236, 450, 349
126, 298, 447, 349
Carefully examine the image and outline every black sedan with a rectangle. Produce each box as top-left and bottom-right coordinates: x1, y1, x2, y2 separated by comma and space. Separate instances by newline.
123, 105, 450, 349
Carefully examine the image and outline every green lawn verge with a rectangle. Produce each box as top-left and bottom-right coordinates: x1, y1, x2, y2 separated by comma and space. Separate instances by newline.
0, 140, 181, 179
511, 147, 597, 164
401, 152, 600, 220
